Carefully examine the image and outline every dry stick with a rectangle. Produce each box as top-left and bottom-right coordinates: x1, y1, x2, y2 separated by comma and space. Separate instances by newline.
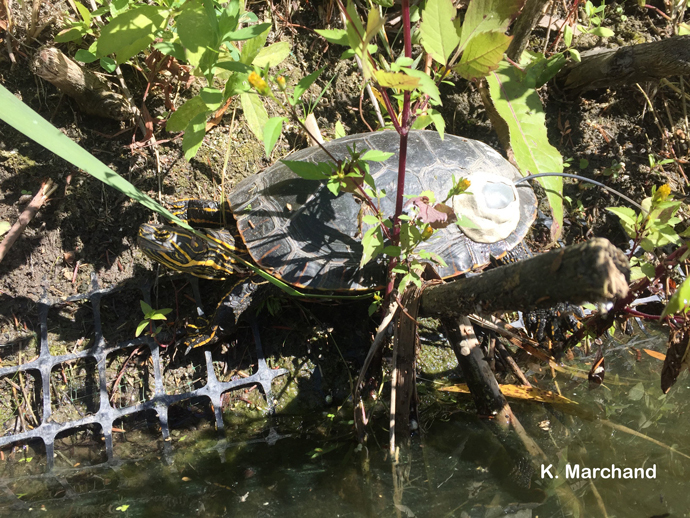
0, 180, 57, 264
506, 0, 551, 62
495, 340, 532, 387
354, 300, 399, 440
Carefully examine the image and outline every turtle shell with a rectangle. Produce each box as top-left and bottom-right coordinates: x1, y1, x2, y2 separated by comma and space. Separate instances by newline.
227, 130, 536, 291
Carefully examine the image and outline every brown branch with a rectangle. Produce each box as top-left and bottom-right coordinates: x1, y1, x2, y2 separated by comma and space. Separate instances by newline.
420, 238, 630, 318
558, 36, 690, 94
0, 180, 56, 264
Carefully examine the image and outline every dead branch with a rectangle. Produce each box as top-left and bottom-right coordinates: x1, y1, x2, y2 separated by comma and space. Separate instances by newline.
558, 35, 690, 94
0, 180, 57, 264
31, 46, 135, 121
420, 238, 629, 318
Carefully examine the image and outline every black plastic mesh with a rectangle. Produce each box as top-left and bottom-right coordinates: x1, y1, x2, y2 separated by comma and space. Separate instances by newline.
0, 274, 288, 475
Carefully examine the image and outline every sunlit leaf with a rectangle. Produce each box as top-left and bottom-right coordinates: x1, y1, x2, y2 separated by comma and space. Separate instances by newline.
487, 61, 564, 239
240, 92, 269, 141
420, 0, 460, 65
167, 96, 208, 133
263, 116, 286, 158
315, 28, 349, 46
252, 41, 291, 68
458, 0, 522, 52
375, 70, 419, 90
182, 112, 207, 161
97, 5, 168, 64
454, 31, 511, 80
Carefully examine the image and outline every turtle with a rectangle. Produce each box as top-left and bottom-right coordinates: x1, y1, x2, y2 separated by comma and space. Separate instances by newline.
138, 130, 574, 348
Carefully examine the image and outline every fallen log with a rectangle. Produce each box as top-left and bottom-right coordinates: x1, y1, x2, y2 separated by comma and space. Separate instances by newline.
420, 237, 629, 318
30, 46, 135, 121
557, 35, 690, 94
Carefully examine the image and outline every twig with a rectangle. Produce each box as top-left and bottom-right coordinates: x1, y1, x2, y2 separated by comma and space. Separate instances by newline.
0, 179, 57, 264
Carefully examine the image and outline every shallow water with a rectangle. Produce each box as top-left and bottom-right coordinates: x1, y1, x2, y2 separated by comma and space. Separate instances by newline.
1, 329, 688, 517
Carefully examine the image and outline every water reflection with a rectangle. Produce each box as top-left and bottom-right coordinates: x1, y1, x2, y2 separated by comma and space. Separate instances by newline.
1, 330, 689, 517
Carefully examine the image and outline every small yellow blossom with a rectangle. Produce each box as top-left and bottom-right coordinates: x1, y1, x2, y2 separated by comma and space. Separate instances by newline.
457, 178, 471, 192
421, 225, 434, 240
248, 71, 270, 96
276, 76, 287, 91
653, 184, 672, 203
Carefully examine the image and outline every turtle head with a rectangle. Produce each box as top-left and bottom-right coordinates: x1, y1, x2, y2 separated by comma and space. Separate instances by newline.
138, 224, 241, 280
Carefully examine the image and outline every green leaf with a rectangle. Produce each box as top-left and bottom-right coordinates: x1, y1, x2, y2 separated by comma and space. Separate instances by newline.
182, 112, 208, 161
458, 0, 522, 52
226, 22, 272, 42
0, 221, 10, 236
218, 0, 240, 40
375, 70, 420, 90
564, 25, 573, 47
361, 150, 394, 162
420, 0, 460, 65
154, 41, 187, 61
662, 276, 690, 317
454, 31, 511, 80
97, 6, 168, 64
176, 0, 219, 72
345, 0, 366, 58
403, 68, 441, 105
55, 25, 88, 43
74, 1, 92, 25
167, 96, 208, 132
335, 120, 346, 139
383, 245, 401, 257
326, 178, 341, 196
240, 92, 269, 141
606, 206, 637, 227
428, 108, 445, 139
263, 117, 286, 158
282, 160, 328, 180
240, 26, 270, 65
214, 61, 253, 74
315, 28, 349, 46
487, 61, 564, 240
362, 215, 380, 225
109, 0, 129, 17
588, 26, 614, 38
252, 41, 291, 68
140, 300, 153, 315
149, 308, 172, 320
527, 51, 567, 88
75, 49, 98, 63
200, 87, 223, 111
291, 67, 325, 105
360, 226, 384, 266
99, 57, 117, 73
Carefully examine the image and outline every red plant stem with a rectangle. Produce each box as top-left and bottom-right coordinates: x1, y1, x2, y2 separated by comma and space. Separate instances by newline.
623, 308, 662, 320
385, 0, 413, 299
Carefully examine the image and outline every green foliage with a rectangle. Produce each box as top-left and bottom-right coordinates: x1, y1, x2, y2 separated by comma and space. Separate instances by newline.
136, 300, 173, 337
579, 1, 615, 38
607, 185, 682, 282
487, 60, 564, 239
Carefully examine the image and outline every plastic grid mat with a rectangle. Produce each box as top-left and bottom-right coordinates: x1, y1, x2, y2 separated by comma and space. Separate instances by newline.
0, 274, 288, 473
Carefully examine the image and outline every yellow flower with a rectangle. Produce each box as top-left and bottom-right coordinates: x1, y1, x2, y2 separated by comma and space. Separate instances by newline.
653, 184, 672, 203
248, 71, 269, 95
421, 225, 434, 240
276, 75, 287, 91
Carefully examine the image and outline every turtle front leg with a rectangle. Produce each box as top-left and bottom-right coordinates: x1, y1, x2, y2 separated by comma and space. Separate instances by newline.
184, 275, 287, 412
